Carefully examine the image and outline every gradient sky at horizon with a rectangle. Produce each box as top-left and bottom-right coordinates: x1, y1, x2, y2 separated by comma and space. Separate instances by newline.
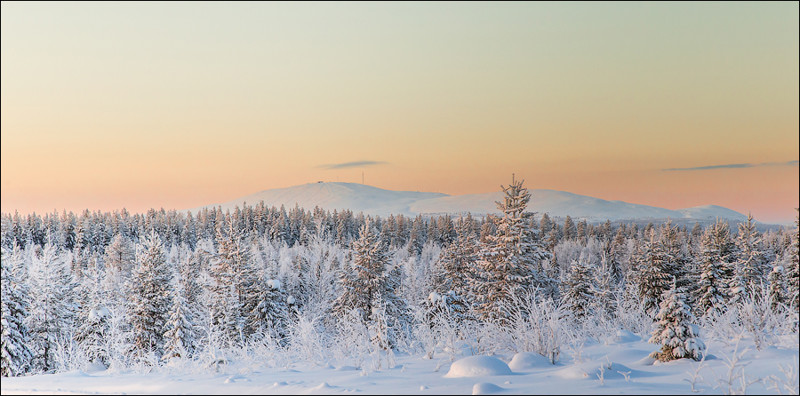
2, 2, 798, 223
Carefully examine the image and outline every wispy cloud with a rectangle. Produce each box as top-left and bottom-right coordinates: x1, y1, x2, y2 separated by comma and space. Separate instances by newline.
663, 160, 798, 172
318, 160, 388, 170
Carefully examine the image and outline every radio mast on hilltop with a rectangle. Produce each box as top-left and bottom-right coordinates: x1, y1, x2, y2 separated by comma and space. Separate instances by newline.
362, 171, 365, 185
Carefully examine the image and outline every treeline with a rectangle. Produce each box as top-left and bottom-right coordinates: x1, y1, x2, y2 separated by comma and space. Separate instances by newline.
1, 178, 798, 377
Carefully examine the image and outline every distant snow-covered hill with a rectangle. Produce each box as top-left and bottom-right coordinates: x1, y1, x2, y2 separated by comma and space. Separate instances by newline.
196, 182, 748, 223
677, 205, 749, 221
201, 182, 447, 217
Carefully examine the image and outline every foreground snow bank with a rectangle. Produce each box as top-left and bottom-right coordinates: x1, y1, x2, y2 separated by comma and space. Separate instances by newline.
2, 334, 797, 395
508, 352, 553, 371
445, 356, 512, 378
472, 382, 505, 394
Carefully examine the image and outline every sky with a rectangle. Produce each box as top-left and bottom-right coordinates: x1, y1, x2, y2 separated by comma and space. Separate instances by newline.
1, 2, 798, 224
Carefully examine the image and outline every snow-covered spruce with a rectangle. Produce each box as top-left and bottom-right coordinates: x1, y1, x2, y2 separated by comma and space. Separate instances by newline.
694, 219, 735, 317
632, 222, 689, 316
74, 258, 111, 367
768, 266, 787, 311
25, 240, 76, 373
591, 254, 618, 322
648, 283, 705, 362
731, 213, 766, 303
787, 209, 800, 312
561, 260, 595, 320
470, 175, 552, 325
162, 280, 194, 362
430, 214, 476, 321
333, 221, 408, 349
128, 230, 171, 359
1, 247, 33, 377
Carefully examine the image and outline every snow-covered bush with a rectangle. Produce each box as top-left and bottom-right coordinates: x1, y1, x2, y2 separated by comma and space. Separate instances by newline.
487, 291, 573, 364
330, 308, 372, 371
410, 299, 466, 362
616, 286, 652, 338
102, 306, 135, 373
288, 313, 329, 365
703, 288, 799, 351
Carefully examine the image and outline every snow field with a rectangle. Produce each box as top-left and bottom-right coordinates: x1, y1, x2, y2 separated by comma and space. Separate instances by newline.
2, 332, 797, 395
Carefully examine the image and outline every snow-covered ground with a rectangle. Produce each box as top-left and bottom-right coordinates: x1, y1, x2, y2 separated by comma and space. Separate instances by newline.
3, 333, 797, 395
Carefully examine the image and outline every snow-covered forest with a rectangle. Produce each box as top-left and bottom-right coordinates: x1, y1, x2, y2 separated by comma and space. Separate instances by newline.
1, 178, 798, 394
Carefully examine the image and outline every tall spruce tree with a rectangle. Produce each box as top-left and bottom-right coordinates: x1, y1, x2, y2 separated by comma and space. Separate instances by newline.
632, 230, 670, 315
103, 234, 135, 305
561, 260, 595, 320
658, 221, 691, 292
248, 276, 291, 342
1, 247, 33, 377
333, 222, 407, 347
437, 215, 478, 301
26, 241, 75, 373
428, 215, 476, 322
563, 216, 576, 241
128, 230, 171, 357
608, 226, 628, 285
694, 220, 735, 317
732, 213, 766, 301
539, 213, 552, 240
632, 221, 693, 315
162, 280, 193, 362
767, 265, 787, 311
74, 257, 110, 367
407, 216, 426, 257
785, 210, 799, 311
204, 216, 262, 345
592, 254, 618, 321
470, 175, 552, 324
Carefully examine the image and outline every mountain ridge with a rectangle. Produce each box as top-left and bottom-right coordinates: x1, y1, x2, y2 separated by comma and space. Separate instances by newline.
195, 182, 748, 223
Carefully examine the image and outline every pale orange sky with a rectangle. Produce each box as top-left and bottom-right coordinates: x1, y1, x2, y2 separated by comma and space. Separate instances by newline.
1, 2, 798, 223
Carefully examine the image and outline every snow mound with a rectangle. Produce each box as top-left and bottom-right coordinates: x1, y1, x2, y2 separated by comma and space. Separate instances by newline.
84, 361, 108, 373
554, 363, 592, 380
594, 362, 637, 380
614, 329, 642, 343
637, 356, 657, 366
445, 356, 512, 378
472, 382, 505, 395
223, 375, 249, 384
508, 352, 552, 371
555, 360, 641, 381
302, 382, 336, 394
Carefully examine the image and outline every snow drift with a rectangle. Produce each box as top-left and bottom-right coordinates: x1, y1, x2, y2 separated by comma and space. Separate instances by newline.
444, 356, 513, 378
